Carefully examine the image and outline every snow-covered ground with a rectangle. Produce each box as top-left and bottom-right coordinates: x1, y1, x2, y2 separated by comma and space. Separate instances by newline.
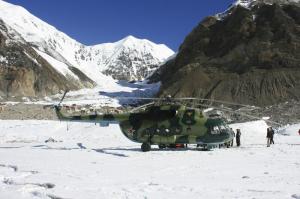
0, 120, 299, 199
31, 80, 161, 107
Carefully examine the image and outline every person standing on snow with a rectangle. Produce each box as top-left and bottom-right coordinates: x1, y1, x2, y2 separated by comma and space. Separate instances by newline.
266, 127, 272, 147
231, 128, 235, 147
236, 129, 241, 147
270, 127, 275, 145
298, 129, 300, 136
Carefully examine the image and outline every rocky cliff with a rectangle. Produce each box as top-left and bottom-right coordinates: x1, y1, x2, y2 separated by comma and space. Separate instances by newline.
152, 1, 300, 106
0, 20, 94, 99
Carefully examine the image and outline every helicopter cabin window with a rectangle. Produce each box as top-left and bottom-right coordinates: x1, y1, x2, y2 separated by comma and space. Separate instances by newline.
158, 109, 177, 119
182, 109, 196, 125
148, 106, 177, 119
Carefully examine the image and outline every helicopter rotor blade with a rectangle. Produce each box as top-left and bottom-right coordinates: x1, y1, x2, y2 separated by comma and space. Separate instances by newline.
50, 97, 162, 104
110, 96, 162, 100
191, 103, 281, 126
130, 102, 155, 113
52, 95, 258, 110
112, 96, 259, 109
175, 97, 259, 109
58, 90, 69, 106
43, 104, 55, 109
44, 90, 70, 110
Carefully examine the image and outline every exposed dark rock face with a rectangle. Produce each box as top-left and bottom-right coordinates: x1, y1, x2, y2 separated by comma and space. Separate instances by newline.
152, 2, 300, 106
103, 51, 158, 81
0, 20, 94, 99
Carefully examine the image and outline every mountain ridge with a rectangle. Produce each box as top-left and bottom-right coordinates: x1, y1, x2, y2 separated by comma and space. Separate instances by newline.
152, 0, 300, 106
0, 0, 174, 82
0, 0, 174, 98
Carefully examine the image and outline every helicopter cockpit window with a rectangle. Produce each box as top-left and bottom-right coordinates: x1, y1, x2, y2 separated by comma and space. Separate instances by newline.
210, 126, 221, 135
221, 124, 232, 133
210, 125, 229, 135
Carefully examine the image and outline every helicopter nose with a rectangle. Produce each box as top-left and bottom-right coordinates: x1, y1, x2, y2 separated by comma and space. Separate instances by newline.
120, 123, 137, 141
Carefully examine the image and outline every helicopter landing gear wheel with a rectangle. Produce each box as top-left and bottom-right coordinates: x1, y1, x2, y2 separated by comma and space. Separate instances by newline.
226, 142, 230, 148
158, 144, 166, 149
230, 139, 234, 147
141, 142, 151, 152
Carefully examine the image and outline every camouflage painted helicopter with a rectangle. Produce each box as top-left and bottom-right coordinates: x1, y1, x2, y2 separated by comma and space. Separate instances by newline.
52, 92, 259, 152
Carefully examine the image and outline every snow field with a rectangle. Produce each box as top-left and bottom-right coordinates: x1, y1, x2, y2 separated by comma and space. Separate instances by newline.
0, 120, 299, 199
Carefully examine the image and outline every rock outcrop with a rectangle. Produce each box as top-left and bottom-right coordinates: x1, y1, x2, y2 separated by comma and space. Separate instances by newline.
0, 20, 94, 99
152, 1, 300, 106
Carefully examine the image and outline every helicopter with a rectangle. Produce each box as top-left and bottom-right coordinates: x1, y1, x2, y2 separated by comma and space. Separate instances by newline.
51, 91, 276, 152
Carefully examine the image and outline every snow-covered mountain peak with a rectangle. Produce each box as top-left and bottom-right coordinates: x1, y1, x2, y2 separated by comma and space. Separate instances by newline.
0, 0, 22, 10
0, 0, 78, 46
119, 35, 149, 49
234, 0, 256, 8
216, 0, 300, 19
233, 0, 300, 8
120, 35, 139, 43
86, 35, 174, 80
0, 0, 174, 84
115, 35, 174, 60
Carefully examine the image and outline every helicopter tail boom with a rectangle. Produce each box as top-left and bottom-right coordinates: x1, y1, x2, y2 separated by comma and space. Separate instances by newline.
54, 105, 128, 125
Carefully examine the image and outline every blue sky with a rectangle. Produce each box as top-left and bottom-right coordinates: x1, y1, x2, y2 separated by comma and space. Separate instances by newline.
6, 0, 235, 51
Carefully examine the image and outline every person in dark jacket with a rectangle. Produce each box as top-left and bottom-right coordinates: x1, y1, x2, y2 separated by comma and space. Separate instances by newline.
266, 127, 272, 147
270, 127, 275, 145
231, 128, 235, 147
236, 129, 241, 147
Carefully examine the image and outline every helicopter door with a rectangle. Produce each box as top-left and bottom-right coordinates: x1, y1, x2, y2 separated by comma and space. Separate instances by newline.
181, 109, 196, 125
